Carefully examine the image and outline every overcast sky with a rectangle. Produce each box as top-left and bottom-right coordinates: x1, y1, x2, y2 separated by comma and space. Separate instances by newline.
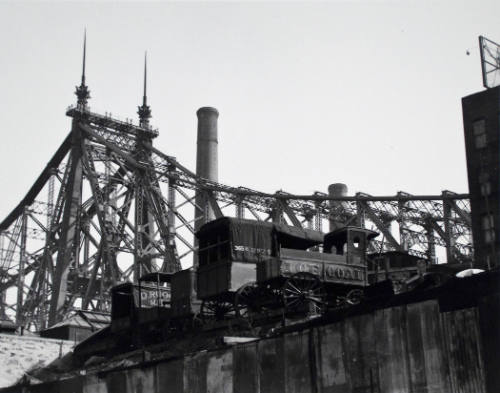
0, 1, 498, 220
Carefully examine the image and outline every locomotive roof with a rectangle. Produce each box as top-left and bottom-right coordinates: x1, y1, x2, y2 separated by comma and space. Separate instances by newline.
323, 226, 379, 244
195, 217, 272, 235
368, 250, 422, 259
139, 272, 173, 283
195, 217, 324, 249
111, 281, 134, 293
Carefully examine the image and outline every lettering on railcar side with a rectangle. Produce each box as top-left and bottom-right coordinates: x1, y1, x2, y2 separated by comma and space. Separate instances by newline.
325, 265, 364, 282
282, 260, 364, 282
234, 245, 271, 255
281, 261, 321, 275
136, 287, 171, 308
282, 261, 292, 274
309, 263, 320, 275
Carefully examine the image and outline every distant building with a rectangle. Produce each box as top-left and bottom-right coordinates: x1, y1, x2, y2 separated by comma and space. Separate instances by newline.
462, 85, 500, 268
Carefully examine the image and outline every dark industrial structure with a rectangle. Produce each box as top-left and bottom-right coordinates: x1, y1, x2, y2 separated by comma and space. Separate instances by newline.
0, 34, 500, 392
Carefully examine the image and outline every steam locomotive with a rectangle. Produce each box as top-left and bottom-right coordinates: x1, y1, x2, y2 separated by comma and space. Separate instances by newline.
76, 217, 427, 358
196, 217, 378, 322
108, 217, 384, 333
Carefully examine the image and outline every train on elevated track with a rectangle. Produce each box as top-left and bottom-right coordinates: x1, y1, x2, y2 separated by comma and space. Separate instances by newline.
75, 217, 428, 359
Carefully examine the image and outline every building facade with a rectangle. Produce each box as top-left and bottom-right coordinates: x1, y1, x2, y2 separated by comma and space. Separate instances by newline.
462, 85, 500, 268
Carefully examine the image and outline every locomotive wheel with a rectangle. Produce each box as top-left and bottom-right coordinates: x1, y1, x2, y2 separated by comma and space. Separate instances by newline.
258, 284, 284, 311
345, 289, 364, 305
200, 299, 236, 322
234, 282, 259, 320
283, 272, 326, 316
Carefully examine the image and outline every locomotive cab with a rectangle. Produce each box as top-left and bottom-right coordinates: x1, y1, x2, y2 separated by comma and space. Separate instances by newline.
323, 226, 379, 266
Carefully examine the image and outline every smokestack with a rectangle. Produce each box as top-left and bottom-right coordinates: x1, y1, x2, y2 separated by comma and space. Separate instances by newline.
195, 107, 219, 184
194, 107, 219, 267
328, 183, 348, 231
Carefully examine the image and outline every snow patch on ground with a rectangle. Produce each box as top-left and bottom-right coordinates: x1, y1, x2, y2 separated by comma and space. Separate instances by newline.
0, 334, 74, 387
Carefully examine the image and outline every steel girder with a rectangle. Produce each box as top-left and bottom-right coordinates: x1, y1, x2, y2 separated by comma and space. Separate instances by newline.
0, 107, 473, 329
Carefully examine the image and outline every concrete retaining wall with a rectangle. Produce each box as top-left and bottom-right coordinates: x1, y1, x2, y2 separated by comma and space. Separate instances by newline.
3, 295, 499, 393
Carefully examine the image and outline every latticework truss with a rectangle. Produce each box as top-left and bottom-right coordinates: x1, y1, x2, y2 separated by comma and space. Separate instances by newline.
0, 105, 472, 330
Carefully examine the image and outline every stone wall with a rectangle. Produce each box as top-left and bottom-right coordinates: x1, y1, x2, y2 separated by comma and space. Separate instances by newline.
0, 334, 74, 388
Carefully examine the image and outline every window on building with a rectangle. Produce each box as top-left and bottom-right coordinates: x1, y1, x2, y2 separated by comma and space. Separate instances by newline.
481, 214, 495, 244
481, 182, 492, 196
479, 172, 492, 196
473, 119, 487, 149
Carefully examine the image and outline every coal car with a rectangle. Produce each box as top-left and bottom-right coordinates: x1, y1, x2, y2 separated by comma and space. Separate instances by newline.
110, 272, 172, 345
367, 251, 427, 293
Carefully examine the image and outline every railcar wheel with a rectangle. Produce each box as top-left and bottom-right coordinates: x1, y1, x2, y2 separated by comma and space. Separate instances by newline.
200, 299, 237, 322
282, 272, 326, 316
234, 282, 259, 320
345, 289, 364, 305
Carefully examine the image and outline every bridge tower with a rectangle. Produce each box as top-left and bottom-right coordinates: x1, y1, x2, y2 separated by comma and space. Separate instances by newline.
45, 38, 181, 325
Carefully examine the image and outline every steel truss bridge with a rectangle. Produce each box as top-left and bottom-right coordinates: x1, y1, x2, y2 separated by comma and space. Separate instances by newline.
0, 102, 472, 330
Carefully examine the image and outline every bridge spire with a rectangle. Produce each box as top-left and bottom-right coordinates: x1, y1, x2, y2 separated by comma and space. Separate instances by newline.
75, 29, 90, 108
138, 52, 152, 127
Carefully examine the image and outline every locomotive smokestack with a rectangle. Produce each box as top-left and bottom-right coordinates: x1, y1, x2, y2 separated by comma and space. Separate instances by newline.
328, 183, 348, 231
194, 107, 219, 267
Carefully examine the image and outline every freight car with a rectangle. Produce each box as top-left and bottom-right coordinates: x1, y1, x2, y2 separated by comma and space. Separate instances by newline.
110, 272, 172, 346
108, 268, 201, 346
